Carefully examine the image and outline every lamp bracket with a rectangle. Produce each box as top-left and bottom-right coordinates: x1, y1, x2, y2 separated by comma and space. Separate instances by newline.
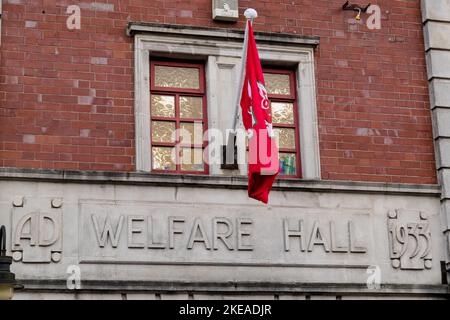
0, 225, 6, 256
342, 1, 371, 13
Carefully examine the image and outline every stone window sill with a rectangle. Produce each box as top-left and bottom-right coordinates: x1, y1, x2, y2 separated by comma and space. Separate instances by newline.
0, 167, 441, 197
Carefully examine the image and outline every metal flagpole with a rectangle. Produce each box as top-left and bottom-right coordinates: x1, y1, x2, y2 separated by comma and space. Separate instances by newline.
223, 9, 258, 168
232, 8, 258, 132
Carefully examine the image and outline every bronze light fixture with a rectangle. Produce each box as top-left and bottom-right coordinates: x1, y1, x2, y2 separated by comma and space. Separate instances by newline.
342, 1, 371, 20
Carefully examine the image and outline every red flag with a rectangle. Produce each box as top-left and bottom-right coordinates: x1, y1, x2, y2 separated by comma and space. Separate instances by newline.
239, 20, 279, 204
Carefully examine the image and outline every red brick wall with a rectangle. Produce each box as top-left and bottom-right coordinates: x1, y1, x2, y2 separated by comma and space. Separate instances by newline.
0, 0, 437, 184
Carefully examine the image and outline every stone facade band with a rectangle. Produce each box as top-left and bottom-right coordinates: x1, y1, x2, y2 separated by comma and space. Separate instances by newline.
0, 169, 447, 299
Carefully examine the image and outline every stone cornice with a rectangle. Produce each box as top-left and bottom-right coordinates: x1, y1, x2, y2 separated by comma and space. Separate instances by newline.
126, 22, 320, 47
0, 167, 441, 197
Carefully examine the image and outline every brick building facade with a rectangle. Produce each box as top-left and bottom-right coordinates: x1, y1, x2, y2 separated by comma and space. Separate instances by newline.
0, 0, 449, 299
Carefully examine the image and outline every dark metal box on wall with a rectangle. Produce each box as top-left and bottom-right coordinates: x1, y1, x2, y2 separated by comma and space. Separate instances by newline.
212, 0, 239, 22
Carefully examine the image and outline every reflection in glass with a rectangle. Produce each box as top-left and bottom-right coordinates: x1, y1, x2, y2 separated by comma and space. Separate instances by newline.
152, 147, 175, 170
181, 148, 204, 171
264, 73, 291, 95
151, 95, 175, 117
271, 102, 294, 124
151, 121, 175, 143
274, 128, 296, 149
180, 96, 203, 119
180, 122, 203, 145
154, 65, 200, 89
279, 153, 297, 176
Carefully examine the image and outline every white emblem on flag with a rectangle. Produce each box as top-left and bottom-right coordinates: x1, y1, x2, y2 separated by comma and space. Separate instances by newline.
257, 81, 270, 110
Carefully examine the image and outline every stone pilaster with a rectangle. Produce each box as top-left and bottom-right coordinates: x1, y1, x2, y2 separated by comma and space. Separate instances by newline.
422, 0, 450, 273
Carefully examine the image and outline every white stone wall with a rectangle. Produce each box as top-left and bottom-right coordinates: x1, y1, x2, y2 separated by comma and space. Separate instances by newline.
0, 170, 447, 299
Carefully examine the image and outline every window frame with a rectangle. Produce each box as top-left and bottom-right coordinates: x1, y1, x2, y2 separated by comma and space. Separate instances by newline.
150, 60, 206, 94
149, 60, 209, 175
132, 26, 320, 180
264, 68, 302, 179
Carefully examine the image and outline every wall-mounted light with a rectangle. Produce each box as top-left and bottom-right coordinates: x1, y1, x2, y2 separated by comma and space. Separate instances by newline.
0, 225, 23, 300
342, 1, 371, 21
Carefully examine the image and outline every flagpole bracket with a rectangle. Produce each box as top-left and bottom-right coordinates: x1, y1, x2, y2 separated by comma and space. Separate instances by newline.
221, 133, 239, 170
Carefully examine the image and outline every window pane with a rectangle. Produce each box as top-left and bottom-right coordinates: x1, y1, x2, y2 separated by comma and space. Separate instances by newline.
154, 65, 200, 89
151, 95, 175, 118
274, 127, 296, 149
181, 148, 204, 172
151, 121, 176, 143
279, 153, 297, 176
272, 102, 294, 124
152, 147, 175, 170
180, 122, 203, 145
180, 96, 203, 118
264, 73, 291, 95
